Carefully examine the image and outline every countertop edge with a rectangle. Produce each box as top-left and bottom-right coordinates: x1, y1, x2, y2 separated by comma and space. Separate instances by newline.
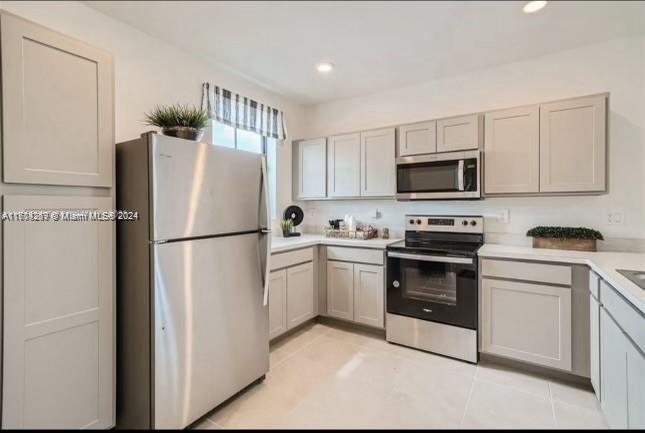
478, 245, 645, 315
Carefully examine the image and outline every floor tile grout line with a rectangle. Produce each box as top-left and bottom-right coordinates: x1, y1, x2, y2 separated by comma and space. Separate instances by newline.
270, 326, 334, 370
459, 365, 478, 427
548, 382, 558, 428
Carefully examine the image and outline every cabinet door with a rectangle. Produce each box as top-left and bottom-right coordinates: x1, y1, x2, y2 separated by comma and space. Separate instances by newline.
268, 270, 287, 339
627, 340, 645, 429
327, 133, 361, 197
484, 105, 539, 194
590, 294, 601, 399
360, 128, 395, 197
1, 14, 113, 187
481, 278, 572, 371
295, 138, 326, 199
327, 261, 354, 321
436, 114, 480, 152
286, 262, 314, 329
398, 121, 436, 156
2, 195, 114, 429
353, 264, 384, 329
600, 308, 628, 429
539, 95, 607, 193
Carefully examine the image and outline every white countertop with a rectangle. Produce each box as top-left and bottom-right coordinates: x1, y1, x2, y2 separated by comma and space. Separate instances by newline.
479, 244, 645, 314
270, 234, 401, 254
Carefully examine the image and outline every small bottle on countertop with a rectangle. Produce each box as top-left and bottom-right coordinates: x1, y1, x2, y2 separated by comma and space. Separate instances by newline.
382, 228, 390, 239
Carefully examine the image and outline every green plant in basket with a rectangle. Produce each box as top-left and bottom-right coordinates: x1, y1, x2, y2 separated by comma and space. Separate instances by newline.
144, 104, 209, 141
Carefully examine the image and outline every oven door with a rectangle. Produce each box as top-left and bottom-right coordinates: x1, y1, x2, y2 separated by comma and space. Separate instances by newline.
396, 151, 480, 200
386, 250, 478, 329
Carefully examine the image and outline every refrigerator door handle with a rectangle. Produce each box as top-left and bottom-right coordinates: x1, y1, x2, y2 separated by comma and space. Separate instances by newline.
260, 156, 271, 306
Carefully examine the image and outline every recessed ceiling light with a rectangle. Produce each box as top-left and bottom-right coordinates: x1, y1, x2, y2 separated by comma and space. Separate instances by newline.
523, 1, 547, 13
316, 62, 334, 73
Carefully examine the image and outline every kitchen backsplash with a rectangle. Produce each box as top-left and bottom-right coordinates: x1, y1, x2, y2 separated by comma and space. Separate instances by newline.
298, 197, 645, 253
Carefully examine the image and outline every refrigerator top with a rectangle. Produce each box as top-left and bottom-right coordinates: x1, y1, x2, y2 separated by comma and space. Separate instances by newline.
149, 134, 266, 242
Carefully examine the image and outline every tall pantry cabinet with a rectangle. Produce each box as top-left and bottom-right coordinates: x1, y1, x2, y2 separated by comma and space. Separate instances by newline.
0, 12, 115, 429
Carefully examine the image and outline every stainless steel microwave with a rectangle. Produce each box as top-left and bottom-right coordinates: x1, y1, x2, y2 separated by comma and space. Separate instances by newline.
396, 150, 481, 200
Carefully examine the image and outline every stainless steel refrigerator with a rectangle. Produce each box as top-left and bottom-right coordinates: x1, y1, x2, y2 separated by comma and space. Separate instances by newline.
115, 132, 271, 429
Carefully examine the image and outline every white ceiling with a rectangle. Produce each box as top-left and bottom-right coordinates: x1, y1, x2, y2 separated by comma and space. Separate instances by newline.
87, 1, 645, 105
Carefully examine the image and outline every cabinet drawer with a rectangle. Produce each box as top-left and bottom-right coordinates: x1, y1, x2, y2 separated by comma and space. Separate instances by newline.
481, 259, 571, 286
600, 281, 645, 352
271, 247, 313, 271
327, 246, 383, 265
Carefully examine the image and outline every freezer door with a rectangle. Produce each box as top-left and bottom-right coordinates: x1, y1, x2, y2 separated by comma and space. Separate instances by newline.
153, 233, 269, 429
150, 134, 263, 241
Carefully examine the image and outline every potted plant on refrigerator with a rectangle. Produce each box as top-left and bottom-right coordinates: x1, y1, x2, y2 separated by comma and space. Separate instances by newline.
526, 226, 604, 252
144, 104, 209, 141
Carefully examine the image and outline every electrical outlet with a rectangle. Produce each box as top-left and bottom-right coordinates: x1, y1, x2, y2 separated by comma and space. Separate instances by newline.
498, 209, 510, 224
605, 212, 624, 225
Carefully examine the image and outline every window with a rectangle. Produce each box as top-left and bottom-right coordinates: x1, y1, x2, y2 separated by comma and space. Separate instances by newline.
210, 121, 278, 219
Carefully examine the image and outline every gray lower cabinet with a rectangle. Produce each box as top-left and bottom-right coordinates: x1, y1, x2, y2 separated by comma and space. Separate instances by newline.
589, 294, 601, 397
268, 255, 315, 340
481, 277, 572, 371
326, 250, 384, 329
1, 12, 114, 187
627, 338, 645, 429
598, 279, 645, 429
286, 262, 315, 329
327, 261, 355, 321
268, 270, 288, 339
353, 264, 384, 328
600, 307, 629, 429
2, 195, 114, 429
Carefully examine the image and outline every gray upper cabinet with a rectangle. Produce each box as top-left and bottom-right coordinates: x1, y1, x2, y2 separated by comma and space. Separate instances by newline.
436, 114, 481, 153
1, 13, 114, 187
2, 195, 114, 429
294, 138, 327, 199
398, 121, 436, 156
360, 128, 395, 197
484, 105, 540, 194
327, 133, 361, 197
539, 95, 607, 193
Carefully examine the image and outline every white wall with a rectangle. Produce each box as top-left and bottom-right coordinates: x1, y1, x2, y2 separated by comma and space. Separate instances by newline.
300, 36, 645, 250
0, 0, 304, 218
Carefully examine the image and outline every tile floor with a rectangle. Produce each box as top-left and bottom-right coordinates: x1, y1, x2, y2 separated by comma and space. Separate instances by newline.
193, 322, 607, 429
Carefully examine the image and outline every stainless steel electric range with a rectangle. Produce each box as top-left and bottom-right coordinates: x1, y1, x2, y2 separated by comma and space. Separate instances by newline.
385, 215, 484, 363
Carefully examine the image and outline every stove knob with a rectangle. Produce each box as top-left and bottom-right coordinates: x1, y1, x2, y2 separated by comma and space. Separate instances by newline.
470, 220, 477, 226
416, 219, 422, 225
462, 220, 469, 226
409, 219, 415, 225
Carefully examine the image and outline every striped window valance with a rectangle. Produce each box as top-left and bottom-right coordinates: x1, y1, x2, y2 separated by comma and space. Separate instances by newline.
201, 83, 287, 140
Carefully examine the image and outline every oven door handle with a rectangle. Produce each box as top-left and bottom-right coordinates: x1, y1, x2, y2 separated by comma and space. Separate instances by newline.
387, 251, 473, 264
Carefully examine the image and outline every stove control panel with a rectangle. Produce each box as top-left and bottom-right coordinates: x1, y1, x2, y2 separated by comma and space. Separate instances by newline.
406, 215, 484, 234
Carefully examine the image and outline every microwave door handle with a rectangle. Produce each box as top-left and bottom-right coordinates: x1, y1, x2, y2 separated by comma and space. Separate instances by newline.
457, 159, 465, 191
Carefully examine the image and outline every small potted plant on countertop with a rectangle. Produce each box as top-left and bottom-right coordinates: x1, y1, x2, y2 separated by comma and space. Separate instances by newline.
144, 104, 209, 141
280, 219, 294, 237
526, 226, 604, 252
